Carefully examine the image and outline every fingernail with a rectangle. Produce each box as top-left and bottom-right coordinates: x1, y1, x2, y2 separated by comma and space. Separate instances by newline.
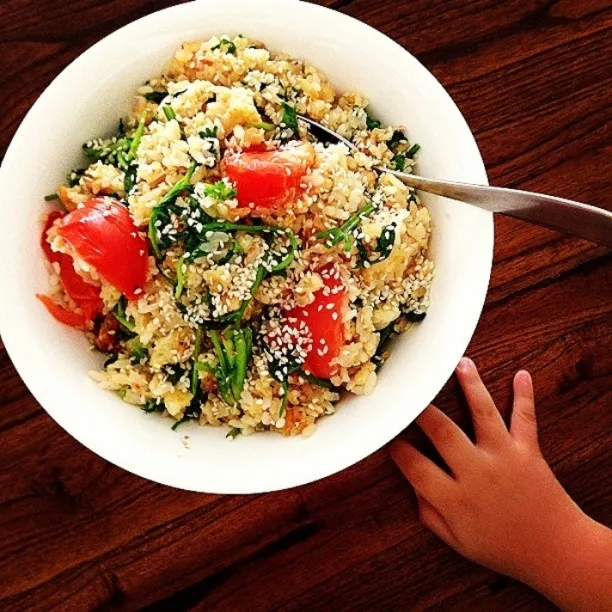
515, 370, 532, 384
457, 357, 473, 373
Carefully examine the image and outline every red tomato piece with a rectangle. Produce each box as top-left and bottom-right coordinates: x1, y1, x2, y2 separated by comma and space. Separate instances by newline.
41, 211, 102, 322
56, 197, 148, 300
224, 142, 315, 211
36, 294, 88, 329
284, 265, 347, 379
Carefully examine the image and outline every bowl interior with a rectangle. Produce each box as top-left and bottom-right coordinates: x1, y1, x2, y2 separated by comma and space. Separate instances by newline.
0, 0, 492, 493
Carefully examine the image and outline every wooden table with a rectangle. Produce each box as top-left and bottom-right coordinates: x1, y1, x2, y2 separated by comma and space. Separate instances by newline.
1, 1, 610, 609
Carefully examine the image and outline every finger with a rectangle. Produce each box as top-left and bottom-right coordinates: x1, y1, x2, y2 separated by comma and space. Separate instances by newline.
456, 357, 508, 448
417, 405, 475, 474
510, 370, 539, 448
390, 440, 456, 506
416, 493, 459, 548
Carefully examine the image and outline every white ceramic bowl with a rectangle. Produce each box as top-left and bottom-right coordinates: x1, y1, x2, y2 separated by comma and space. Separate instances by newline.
0, 0, 493, 493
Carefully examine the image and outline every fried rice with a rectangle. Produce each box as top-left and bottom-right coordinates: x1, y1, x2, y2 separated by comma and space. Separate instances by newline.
40, 35, 434, 438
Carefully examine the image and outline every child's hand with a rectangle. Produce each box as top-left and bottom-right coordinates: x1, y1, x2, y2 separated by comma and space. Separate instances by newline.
391, 357, 612, 611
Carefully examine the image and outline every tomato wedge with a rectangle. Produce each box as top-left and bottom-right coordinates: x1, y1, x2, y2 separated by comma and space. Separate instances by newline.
284, 265, 347, 379
36, 294, 88, 328
41, 211, 102, 322
224, 142, 315, 211
56, 197, 148, 300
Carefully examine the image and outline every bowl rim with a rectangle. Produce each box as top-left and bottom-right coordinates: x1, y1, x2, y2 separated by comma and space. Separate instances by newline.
0, 0, 493, 493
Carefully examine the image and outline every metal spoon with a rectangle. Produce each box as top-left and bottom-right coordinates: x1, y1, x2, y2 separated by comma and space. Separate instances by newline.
297, 114, 612, 247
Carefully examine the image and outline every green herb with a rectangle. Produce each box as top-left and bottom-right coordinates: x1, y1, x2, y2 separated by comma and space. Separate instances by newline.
279, 380, 289, 418
376, 224, 397, 257
231, 329, 249, 402
148, 162, 197, 258
124, 164, 137, 194
185, 231, 230, 263
225, 265, 266, 324
392, 155, 406, 172
390, 140, 419, 173
404, 311, 426, 323
126, 337, 148, 364
207, 326, 253, 405
152, 197, 217, 263
372, 322, 395, 369
299, 370, 333, 389
379, 324, 395, 346
315, 201, 376, 249
366, 109, 381, 130
190, 327, 204, 394
216, 237, 238, 265
144, 90, 167, 104
388, 130, 407, 149
357, 223, 397, 268
212, 37, 237, 54
199, 126, 218, 139
126, 111, 147, 162
104, 353, 119, 367
141, 398, 165, 413
186, 223, 297, 295
209, 330, 228, 371
171, 416, 189, 431
163, 105, 176, 121
172, 392, 205, 430
81, 113, 149, 173
187, 221, 272, 235
216, 226, 295, 324
116, 150, 128, 171
281, 103, 299, 133
83, 136, 131, 166
174, 256, 186, 299
113, 297, 136, 333
67, 169, 85, 187
44, 193, 59, 201
266, 229, 298, 274
163, 364, 186, 386
406, 143, 420, 158
203, 180, 236, 201
226, 427, 241, 439
251, 121, 276, 131
169, 219, 297, 325
158, 267, 177, 288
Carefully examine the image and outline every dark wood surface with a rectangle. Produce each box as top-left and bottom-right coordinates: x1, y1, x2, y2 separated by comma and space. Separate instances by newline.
1, 0, 610, 609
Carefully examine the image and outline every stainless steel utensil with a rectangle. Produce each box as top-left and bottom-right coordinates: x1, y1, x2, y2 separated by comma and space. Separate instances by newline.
297, 114, 612, 247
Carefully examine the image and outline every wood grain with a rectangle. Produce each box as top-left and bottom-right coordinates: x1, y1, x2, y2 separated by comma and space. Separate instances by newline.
0, 0, 610, 609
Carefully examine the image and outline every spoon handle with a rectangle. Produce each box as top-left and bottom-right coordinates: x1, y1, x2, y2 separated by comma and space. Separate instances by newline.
384, 169, 612, 247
